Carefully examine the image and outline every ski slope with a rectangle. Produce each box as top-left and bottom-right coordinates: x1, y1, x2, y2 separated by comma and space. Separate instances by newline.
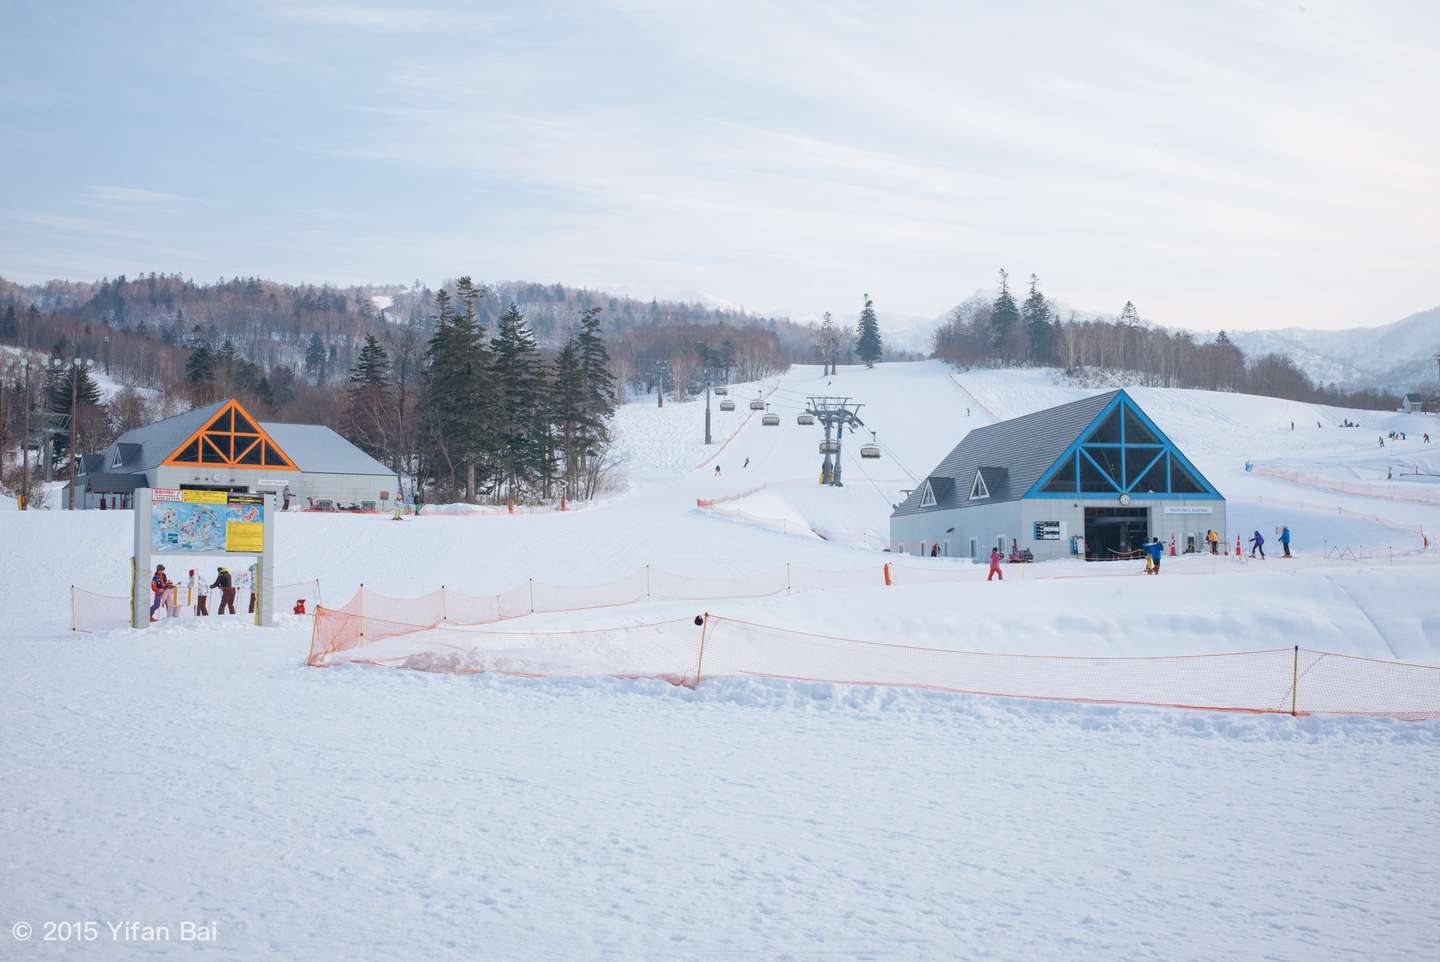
3, 361, 1439, 960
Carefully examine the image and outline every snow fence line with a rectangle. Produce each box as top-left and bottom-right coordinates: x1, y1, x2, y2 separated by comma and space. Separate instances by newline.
70, 579, 323, 633
1254, 466, 1440, 507
306, 610, 1440, 721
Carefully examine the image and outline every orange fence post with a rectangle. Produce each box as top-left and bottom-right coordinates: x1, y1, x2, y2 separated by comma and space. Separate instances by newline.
70, 585, 76, 632
883, 562, 892, 586
441, 585, 448, 624
1291, 645, 1299, 717
358, 583, 365, 639
693, 612, 711, 688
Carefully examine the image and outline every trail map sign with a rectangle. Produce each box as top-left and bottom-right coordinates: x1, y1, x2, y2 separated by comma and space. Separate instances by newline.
150, 489, 265, 553
132, 487, 276, 628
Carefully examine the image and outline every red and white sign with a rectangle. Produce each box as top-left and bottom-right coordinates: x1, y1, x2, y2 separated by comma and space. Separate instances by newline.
152, 487, 182, 502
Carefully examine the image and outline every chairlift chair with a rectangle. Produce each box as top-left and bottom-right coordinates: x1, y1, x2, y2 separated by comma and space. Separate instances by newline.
796, 413, 815, 425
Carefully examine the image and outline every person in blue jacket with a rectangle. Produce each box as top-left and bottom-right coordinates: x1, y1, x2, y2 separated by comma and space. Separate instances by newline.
1250, 530, 1265, 559
1144, 537, 1164, 575
1279, 526, 1292, 558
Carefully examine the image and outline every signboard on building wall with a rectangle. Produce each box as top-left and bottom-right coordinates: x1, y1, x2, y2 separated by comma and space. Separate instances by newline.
151, 490, 266, 553
1034, 521, 1062, 540
1163, 505, 1214, 515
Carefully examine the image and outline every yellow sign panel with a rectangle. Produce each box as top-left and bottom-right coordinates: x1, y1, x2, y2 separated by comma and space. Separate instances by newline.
182, 489, 227, 504
225, 521, 264, 553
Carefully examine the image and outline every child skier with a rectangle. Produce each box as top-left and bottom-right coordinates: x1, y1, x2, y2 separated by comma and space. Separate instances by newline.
987, 547, 1003, 581
1144, 538, 1164, 575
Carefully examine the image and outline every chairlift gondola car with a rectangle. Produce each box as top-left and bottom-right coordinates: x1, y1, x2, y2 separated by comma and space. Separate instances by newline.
819, 440, 840, 454
762, 414, 780, 426
796, 413, 815, 425
860, 431, 881, 459
749, 398, 766, 410
714, 386, 728, 396
719, 399, 736, 411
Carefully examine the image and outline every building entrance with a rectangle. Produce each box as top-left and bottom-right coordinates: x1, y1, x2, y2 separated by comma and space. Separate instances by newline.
1084, 507, 1149, 560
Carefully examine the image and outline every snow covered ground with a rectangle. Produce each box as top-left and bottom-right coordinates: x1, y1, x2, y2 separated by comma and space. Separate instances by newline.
3, 361, 1439, 960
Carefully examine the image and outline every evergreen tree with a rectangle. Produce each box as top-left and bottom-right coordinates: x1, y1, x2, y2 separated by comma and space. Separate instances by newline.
545, 339, 586, 498
1120, 301, 1141, 327
304, 332, 327, 385
490, 302, 544, 501
420, 287, 494, 500
575, 306, 615, 436
1215, 329, 1230, 345
343, 334, 394, 461
185, 344, 217, 402
990, 269, 1020, 361
1022, 274, 1053, 365
45, 354, 103, 464
855, 294, 883, 368
0, 304, 16, 340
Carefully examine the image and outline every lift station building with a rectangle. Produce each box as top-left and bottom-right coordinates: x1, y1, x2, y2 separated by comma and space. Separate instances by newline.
890, 389, 1225, 561
68, 398, 397, 511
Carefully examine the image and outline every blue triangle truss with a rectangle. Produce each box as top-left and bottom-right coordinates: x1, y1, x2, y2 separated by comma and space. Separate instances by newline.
1025, 391, 1222, 500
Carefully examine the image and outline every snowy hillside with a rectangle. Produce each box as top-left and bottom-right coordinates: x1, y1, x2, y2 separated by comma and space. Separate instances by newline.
1226, 305, 1440, 393
4, 361, 1439, 960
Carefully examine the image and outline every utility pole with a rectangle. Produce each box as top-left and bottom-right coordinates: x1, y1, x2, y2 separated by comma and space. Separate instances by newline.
806, 396, 864, 486
703, 376, 712, 445
651, 359, 670, 408
20, 360, 30, 510
67, 354, 78, 510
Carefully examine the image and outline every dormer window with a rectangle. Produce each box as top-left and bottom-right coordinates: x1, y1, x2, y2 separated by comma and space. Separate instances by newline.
919, 481, 937, 508
969, 471, 990, 501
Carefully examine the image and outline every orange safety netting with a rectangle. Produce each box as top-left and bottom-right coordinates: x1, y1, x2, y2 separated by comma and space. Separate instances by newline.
306, 611, 1440, 720
1254, 466, 1440, 506
71, 579, 323, 633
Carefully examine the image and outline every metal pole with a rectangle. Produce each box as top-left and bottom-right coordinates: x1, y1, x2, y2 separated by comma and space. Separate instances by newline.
1291, 645, 1299, 717
67, 356, 77, 510
704, 382, 712, 445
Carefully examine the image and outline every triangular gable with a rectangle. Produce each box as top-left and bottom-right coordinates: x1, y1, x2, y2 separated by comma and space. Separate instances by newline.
919, 480, 937, 507
161, 399, 299, 471
969, 470, 990, 500
1027, 391, 1221, 499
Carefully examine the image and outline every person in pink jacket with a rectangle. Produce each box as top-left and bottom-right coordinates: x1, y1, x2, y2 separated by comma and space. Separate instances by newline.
987, 547, 1004, 581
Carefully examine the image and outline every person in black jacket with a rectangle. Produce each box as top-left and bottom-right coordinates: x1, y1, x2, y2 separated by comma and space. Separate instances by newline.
211, 567, 236, 615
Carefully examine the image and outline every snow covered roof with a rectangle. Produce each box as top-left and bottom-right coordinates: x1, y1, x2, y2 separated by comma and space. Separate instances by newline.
258, 422, 392, 476
84, 399, 391, 479
893, 391, 1120, 515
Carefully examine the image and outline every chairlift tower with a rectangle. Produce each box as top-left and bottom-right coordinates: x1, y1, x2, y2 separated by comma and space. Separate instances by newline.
805, 396, 864, 486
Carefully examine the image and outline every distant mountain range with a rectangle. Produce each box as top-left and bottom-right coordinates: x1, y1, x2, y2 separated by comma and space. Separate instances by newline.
909, 292, 1440, 393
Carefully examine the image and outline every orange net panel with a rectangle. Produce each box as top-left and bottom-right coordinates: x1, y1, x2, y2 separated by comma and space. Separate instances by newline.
308, 609, 1440, 720
309, 610, 702, 683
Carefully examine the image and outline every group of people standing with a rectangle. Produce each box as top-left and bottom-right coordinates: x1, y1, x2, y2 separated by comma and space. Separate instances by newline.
148, 564, 239, 622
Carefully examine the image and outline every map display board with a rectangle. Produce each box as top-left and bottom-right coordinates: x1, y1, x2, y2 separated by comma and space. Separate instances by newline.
151, 489, 266, 553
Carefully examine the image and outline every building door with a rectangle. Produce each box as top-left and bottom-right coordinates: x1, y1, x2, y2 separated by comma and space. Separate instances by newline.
1083, 507, 1149, 560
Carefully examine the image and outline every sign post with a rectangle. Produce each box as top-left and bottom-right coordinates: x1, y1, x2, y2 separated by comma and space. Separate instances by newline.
132, 487, 276, 628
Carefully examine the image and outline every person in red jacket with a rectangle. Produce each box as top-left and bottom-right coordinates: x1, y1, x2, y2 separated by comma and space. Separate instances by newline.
148, 564, 171, 622
987, 547, 1004, 581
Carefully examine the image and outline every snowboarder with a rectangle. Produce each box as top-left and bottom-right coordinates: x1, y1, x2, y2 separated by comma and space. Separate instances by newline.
1144, 537, 1164, 575
714, 464, 721, 477
987, 547, 1003, 581
1280, 526, 1292, 558
148, 564, 171, 622
211, 566, 236, 615
744, 457, 750, 468
1249, 530, 1266, 560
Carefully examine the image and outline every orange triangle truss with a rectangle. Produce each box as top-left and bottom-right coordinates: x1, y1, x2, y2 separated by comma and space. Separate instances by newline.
161, 399, 299, 471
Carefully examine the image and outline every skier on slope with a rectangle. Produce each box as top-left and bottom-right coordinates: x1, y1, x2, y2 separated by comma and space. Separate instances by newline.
987, 547, 1004, 582
744, 457, 749, 468
714, 464, 721, 477
1280, 525, 1292, 558
1250, 530, 1266, 560
1144, 537, 1164, 575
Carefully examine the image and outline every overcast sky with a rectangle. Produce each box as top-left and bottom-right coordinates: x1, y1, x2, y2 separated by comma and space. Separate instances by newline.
2, 0, 1437, 331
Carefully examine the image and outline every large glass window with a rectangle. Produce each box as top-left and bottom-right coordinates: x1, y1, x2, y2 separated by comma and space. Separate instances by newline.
1041, 454, 1077, 493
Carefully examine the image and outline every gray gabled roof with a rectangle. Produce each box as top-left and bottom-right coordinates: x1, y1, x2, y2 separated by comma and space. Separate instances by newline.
81, 399, 392, 480
259, 422, 393, 476
893, 390, 1120, 517
92, 400, 226, 474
